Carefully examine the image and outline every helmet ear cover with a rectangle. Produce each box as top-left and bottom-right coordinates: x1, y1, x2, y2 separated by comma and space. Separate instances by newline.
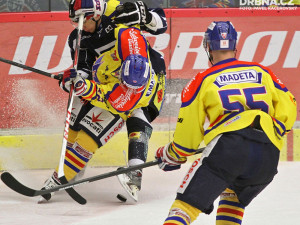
203, 21, 237, 51
120, 54, 150, 91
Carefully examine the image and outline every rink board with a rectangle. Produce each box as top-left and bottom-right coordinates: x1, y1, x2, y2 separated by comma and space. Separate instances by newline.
0, 129, 298, 170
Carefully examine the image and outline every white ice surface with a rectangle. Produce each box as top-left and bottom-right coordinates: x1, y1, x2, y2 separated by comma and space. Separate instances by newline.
1, 162, 300, 225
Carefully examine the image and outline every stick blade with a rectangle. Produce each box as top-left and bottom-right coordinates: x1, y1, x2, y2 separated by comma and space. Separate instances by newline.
1, 172, 36, 197
59, 176, 87, 205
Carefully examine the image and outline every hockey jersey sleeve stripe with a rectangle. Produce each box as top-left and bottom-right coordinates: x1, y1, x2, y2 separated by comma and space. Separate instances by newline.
172, 141, 199, 156
82, 80, 97, 100
272, 117, 286, 136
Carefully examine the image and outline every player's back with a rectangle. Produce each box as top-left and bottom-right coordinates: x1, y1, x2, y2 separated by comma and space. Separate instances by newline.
181, 58, 296, 150
201, 59, 277, 123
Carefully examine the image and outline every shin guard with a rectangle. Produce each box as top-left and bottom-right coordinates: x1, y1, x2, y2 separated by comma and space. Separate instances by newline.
126, 117, 153, 165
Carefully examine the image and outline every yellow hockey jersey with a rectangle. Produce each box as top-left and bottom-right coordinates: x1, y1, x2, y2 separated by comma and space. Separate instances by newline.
79, 24, 158, 120
169, 58, 297, 160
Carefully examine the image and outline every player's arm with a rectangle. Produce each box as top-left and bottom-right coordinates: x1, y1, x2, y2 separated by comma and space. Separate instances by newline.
68, 29, 95, 77
144, 7, 167, 35
156, 74, 206, 171
271, 75, 297, 134
114, 1, 167, 35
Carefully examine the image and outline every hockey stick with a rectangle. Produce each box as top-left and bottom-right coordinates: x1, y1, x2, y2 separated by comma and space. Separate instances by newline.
1, 147, 205, 199
0, 57, 61, 80
40, 13, 87, 205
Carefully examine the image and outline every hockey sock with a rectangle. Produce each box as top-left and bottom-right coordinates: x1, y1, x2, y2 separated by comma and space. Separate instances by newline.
63, 130, 98, 181
216, 188, 245, 225
163, 199, 201, 225
54, 128, 78, 174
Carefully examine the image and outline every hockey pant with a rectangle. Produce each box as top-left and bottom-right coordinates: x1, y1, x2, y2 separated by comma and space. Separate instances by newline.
55, 99, 125, 181
163, 127, 278, 225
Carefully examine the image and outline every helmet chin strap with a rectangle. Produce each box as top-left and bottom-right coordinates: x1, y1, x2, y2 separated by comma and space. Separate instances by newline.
91, 17, 101, 33
206, 48, 238, 66
205, 49, 214, 66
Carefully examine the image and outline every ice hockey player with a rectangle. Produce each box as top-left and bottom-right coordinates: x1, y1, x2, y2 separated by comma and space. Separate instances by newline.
155, 21, 297, 225
39, 0, 166, 203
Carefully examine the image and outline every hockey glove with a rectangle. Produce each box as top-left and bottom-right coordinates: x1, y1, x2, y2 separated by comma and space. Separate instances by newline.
72, 73, 88, 97
155, 143, 187, 172
59, 69, 89, 93
114, 1, 152, 26
59, 69, 76, 92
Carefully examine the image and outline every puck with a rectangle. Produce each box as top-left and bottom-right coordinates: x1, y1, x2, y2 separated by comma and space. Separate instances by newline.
117, 194, 127, 202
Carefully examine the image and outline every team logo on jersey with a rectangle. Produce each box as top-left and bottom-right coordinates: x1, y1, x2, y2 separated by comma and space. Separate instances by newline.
214, 69, 262, 87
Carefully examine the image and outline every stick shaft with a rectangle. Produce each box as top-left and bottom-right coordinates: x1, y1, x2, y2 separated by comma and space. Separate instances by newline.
0, 57, 60, 80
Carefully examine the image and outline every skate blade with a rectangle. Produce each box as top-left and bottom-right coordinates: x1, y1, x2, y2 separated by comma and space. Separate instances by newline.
117, 174, 138, 202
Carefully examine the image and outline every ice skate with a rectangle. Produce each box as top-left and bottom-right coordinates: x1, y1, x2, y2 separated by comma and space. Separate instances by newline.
117, 169, 142, 202
37, 171, 61, 204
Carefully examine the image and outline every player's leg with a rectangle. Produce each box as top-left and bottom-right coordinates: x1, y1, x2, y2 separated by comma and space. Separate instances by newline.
39, 105, 124, 202
116, 108, 152, 201
163, 200, 202, 225
216, 188, 245, 225
64, 106, 124, 181
127, 108, 153, 187
117, 72, 165, 201
38, 97, 92, 203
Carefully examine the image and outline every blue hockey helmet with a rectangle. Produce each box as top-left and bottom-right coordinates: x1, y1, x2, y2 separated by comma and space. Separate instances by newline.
203, 21, 237, 51
120, 54, 150, 90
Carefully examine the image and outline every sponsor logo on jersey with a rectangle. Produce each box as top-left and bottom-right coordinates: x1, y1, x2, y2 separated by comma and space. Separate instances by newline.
103, 119, 125, 143
92, 112, 104, 123
214, 70, 262, 87
146, 75, 155, 96
128, 28, 141, 55
111, 88, 134, 110
81, 115, 104, 135
224, 115, 241, 126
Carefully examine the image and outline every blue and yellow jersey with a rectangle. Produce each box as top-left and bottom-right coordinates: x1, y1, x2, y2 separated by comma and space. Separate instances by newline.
79, 24, 158, 120
169, 58, 297, 160
105, 0, 120, 18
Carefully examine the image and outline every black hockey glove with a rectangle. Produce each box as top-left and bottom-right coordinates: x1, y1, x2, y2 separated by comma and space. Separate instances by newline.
114, 1, 152, 26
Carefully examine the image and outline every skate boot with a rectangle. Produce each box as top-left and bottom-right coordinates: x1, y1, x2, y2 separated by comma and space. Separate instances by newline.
117, 169, 142, 202
37, 171, 61, 204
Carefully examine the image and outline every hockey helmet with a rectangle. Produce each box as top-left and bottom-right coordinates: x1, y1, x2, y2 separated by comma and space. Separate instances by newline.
69, 0, 107, 23
203, 21, 237, 51
120, 54, 150, 90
